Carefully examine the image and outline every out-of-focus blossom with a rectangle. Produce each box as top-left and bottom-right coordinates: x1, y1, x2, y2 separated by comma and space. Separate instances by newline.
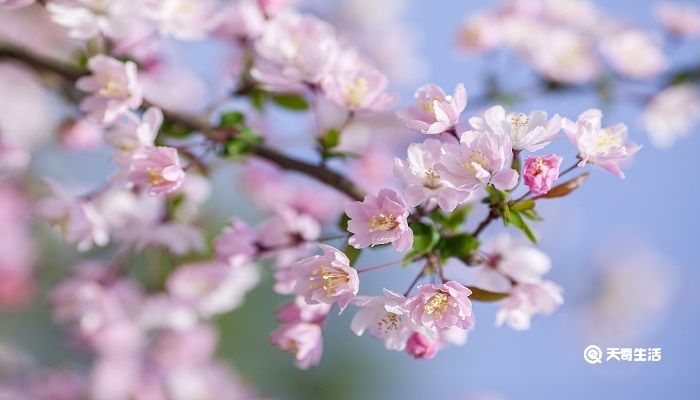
140, 67, 208, 113
469, 105, 561, 152
600, 29, 667, 79
347, 144, 395, 194
0, 0, 34, 9
270, 321, 323, 369
472, 234, 552, 293
28, 369, 87, 400
656, 2, 700, 38
257, 0, 296, 16
522, 154, 563, 195
257, 207, 321, 249
278, 296, 331, 324
524, 27, 601, 85
58, 118, 103, 150
405, 331, 439, 359
214, 0, 266, 40
351, 289, 416, 351
457, 12, 502, 53
214, 218, 258, 263
563, 109, 641, 178
438, 130, 518, 192
642, 83, 700, 148
105, 108, 162, 152
404, 281, 474, 334
290, 244, 358, 312
394, 138, 470, 212
321, 49, 395, 112
145, 0, 218, 41
252, 12, 339, 91
46, 0, 142, 40
496, 281, 563, 331
125, 146, 185, 196
398, 83, 467, 134
346, 188, 413, 252
0, 182, 35, 308
37, 181, 109, 251
167, 258, 259, 318
76, 55, 142, 124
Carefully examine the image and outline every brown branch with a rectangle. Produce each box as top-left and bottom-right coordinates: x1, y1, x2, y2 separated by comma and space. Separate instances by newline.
0, 43, 365, 201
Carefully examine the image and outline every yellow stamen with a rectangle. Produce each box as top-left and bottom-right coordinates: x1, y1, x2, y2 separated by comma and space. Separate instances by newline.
424, 291, 450, 319
309, 266, 350, 297
368, 214, 399, 232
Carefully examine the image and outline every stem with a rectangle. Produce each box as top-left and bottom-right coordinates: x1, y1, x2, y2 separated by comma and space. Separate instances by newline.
355, 259, 402, 274
403, 265, 426, 296
0, 43, 366, 202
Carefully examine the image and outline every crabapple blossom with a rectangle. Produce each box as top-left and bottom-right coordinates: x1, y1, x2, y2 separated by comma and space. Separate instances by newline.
124, 146, 185, 196
145, 0, 218, 41
346, 188, 413, 252
405, 331, 439, 360
76, 55, 142, 124
393, 138, 470, 212
600, 29, 667, 80
270, 321, 323, 369
215, 0, 266, 40
457, 13, 502, 53
351, 289, 417, 351
278, 296, 331, 324
438, 130, 519, 192
397, 83, 467, 134
0, 0, 34, 9
524, 27, 602, 84
104, 108, 163, 152
562, 109, 641, 178
656, 2, 700, 38
522, 154, 563, 195
404, 281, 474, 334
58, 118, 103, 150
642, 83, 700, 148
290, 244, 359, 312
256, 207, 321, 250
468, 105, 562, 152
46, 0, 142, 40
496, 281, 563, 331
214, 218, 258, 263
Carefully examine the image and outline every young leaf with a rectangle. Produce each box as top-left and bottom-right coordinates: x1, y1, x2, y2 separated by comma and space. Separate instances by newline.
443, 205, 472, 232
508, 209, 537, 243
541, 172, 589, 199
468, 286, 510, 302
271, 93, 309, 111
322, 128, 340, 149
343, 245, 361, 267
409, 221, 440, 253
219, 111, 245, 128
337, 213, 350, 232
437, 233, 479, 260
511, 199, 535, 212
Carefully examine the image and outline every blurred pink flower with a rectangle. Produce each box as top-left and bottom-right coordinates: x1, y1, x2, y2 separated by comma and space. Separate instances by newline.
563, 108, 641, 178
642, 83, 700, 148
522, 154, 563, 195
214, 218, 258, 263
257, 207, 321, 249
404, 281, 474, 334
0, 0, 34, 9
656, 2, 700, 38
398, 83, 467, 134
291, 244, 358, 312
496, 281, 563, 331
394, 138, 470, 212
145, 0, 218, 41
346, 188, 413, 252
214, 0, 266, 40
270, 322, 323, 369
277, 295, 331, 324
105, 108, 163, 152
600, 29, 667, 79
405, 331, 439, 359
350, 289, 416, 351
457, 12, 502, 53
524, 27, 601, 85
257, 0, 296, 16
59, 118, 104, 150
469, 105, 561, 152
126, 146, 185, 196
46, 0, 142, 40
76, 55, 142, 124
438, 130, 518, 192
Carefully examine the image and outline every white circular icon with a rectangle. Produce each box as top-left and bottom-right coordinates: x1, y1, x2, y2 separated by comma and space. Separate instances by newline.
584, 345, 603, 364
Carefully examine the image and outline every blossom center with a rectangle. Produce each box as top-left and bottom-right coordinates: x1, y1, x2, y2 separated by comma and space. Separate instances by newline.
461, 149, 489, 174
424, 168, 441, 189
99, 80, 128, 98
146, 167, 165, 185
368, 213, 398, 232
376, 312, 401, 333
424, 291, 450, 319
345, 76, 368, 107
310, 266, 350, 296
510, 113, 529, 139
594, 129, 622, 152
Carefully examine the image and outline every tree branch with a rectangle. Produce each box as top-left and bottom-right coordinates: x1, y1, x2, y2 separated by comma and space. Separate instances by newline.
0, 43, 365, 201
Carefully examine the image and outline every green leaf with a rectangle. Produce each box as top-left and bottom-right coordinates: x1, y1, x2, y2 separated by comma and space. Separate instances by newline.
271, 93, 309, 111
218, 111, 245, 128
160, 119, 194, 138
508, 209, 537, 243
224, 124, 263, 159
337, 213, 350, 231
322, 128, 340, 149
409, 221, 440, 254
511, 199, 535, 212
402, 250, 422, 266
437, 233, 479, 261
486, 185, 508, 204
520, 209, 542, 221
343, 245, 361, 267
468, 286, 510, 302
444, 205, 472, 232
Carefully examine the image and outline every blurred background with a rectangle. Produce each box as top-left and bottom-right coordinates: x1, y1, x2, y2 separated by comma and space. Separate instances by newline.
1, 0, 699, 399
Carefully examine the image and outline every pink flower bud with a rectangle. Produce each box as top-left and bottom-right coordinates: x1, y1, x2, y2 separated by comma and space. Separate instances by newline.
522, 154, 563, 195
405, 331, 439, 359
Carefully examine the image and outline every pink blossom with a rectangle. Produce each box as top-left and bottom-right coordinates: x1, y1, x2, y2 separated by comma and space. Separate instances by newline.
0, 270, 34, 309
59, 118, 103, 150
522, 154, 563, 195
405, 331, 439, 360
252, 12, 339, 91
642, 83, 700, 148
46, 0, 143, 40
37, 181, 109, 252
350, 289, 416, 351
397, 83, 467, 134
145, 0, 218, 41
214, 218, 258, 263
105, 108, 163, 152
404, 281, 474, 334
457, 12, 502, 53
346, 188, 413, 252
256, 207, 321, 249
393, 139, 470, 212
167, 258, 259, 318
257, 0, 296, 16
214, 0, 266, 40
277, 296, 331, 324
437, 130, 519, 192
656, 3, 700, 38
472, 234, 552, 293
0, 0, 35, 10
270, 322, 323, 369
562, 109, 641, 178
76, 55, 142, 124
321, 49, 395, 112
125, 146, 185, 196
290, 244, 358, 312
469, 105, 561, 152
496, 281, 563, 331
600, 29, 667, 80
